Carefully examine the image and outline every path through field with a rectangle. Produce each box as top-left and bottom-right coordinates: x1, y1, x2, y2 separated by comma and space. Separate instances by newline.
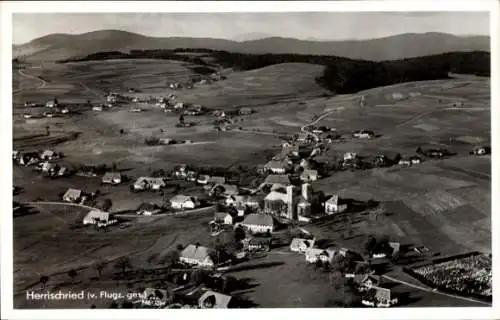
381, 274, 491, 306
13, 69, 47, 94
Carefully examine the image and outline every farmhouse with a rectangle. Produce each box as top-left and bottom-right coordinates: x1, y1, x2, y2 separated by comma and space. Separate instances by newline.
207, 176, 226, 185
225, 195, 245, 207
238, 107, 253, 115
263, 174, 291, 189
136, 203, 162, 216
410, 155, 422, 164
472, 146, 490, 155
353, 129, 375, 139
209, 184, 239, 197
62, 188, 83, 203
170, 195, 199, 210
398, 158, 412, 167
93, 106, 104, 112
214, 212, 233, 225
305, 248, 336, 264
83, 210, 117, 227
174, 102, 184, 109
45, 100, 58, 108
264, 160, 291, 174
102, 172, 122, 185
40, 161, 56, 174
198, 290, 233, 309
240, 214, 274, 234
40, 149, 57, 160
290, 238, 315, 253
197, 175, 210, 184
344, 152, 357, 161
282, 143, 300, 157
133, 177, 166, 191
245, 237, 272, 252
325, 195, 347, 215
180, 244, 215, 268
300, 169, 319, 182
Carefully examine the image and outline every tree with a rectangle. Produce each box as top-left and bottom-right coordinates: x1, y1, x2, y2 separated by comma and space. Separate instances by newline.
39, 275, 49, 290
147, 253, 159, 265
114, 257, 132, 275
94, 261, 106, 278
120, 129, 124, 135
365, 235, 377, 257
179, 115, 185, 124
102, 198, 113, 212
176, 244, 184, 251
68, 269, 78, 281
234, 226, 246, 243
45, 125, 50, 136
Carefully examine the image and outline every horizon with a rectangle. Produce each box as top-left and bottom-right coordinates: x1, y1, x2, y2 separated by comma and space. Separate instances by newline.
12, 12, 490, 45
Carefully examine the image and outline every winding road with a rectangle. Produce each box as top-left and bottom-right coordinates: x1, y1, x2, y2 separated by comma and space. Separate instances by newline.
13, 69, 47, 94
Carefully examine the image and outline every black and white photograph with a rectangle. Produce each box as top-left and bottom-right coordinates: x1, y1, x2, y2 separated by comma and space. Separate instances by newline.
1, 1, 498, 319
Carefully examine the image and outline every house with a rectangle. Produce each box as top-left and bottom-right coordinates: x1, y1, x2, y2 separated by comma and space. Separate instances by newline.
198, 290, 232, 309
82, 210, 117, 227
57, 167, 69, 177
140, 288, 171, 307
40, 161, 56, 174
472, 146, 490, 156
242, 195, 261, 209
40, 149, 57, 160
174, 164, 188, 178
263, 174, 291, 189
207, 176, 226, 186
305, 248, 336, 264
45, 100, 58, 108
92, 106, 103, 112
63, 188, 83, 203
214, 212, 233, 225
246, 237, 272, 251
410, 155, 422, 164
235, 205, 247, 217
344, 152, 357, 161
238, 107, 253, 115
300, 169, 319, 182
23, 113, 33, 119
209, 184, 239, 197
186, 171, 197, 182
324, 195, 347, 215
225, 195, 245, 207
359, 274, 381, 290
170, 195, 199, 210
297, 132, 313, 143
264, 160, 291, 174
197, 175, 210, 185
398, 158, 412, 167
240, 214, 274, 234
174, 102, 184, 109
179, 244, 215, 268
102, 172, 122, 185
133, 177, 166, 191
136, 203, 163, 216
389, 242, 400, 255
290, 238, 315, 253
13, 150, 19, 160
353, 129, 375, 139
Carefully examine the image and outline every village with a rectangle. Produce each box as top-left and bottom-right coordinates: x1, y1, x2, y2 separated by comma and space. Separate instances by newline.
12, 71, 493, 309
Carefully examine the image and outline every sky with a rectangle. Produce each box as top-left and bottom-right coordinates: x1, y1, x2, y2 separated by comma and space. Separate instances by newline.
12, 12, 490, 44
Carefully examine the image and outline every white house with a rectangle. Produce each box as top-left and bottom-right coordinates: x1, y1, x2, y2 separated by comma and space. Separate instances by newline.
102, 172, 122, 185
133, 177, 166, 191
344, 152, 357, 161
40, 149, 57, 160
63, 188, 83, 203
179, 244, 215, 268
305, 248, 336, 264
300, 169, 319, 182
240, 214, 274, 234
170, 195, 199, 210
398, 159, 412, 167
214, 212, 233, 225
83, 210, 117, 227
290, 238, 315, 253
136, 203, 162, 216
325, 195, 347, 215
197, 175, 210, 184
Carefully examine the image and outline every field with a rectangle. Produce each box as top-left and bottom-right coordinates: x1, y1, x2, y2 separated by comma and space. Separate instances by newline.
12, 58, 491, 308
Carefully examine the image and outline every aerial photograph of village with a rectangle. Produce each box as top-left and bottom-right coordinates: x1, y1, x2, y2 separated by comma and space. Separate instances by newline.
10, 9, 492, 310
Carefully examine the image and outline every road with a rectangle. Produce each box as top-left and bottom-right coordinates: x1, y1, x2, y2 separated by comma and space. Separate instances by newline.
381, 274, 491, 306
13, 69, 47, 94
300, 109, 338, 142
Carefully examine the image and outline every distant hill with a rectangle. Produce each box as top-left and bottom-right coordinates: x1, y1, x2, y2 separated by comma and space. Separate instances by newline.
13, 30, 490, 62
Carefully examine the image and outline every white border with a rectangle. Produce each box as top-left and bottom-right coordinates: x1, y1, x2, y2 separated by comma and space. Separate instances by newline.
1, 1, 498, 320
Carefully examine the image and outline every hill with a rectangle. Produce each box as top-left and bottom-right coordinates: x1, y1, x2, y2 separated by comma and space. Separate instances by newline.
13, 30, 490, 62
